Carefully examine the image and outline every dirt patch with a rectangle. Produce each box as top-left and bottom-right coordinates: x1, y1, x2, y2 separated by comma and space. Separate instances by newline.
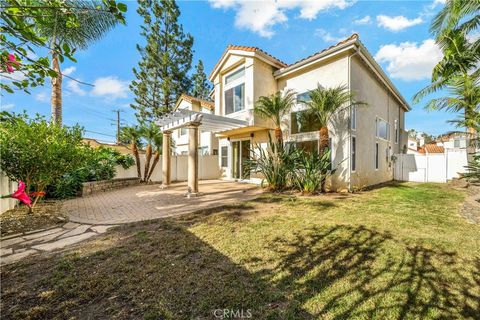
460, 184, 480, 224
0, 201, 68, 236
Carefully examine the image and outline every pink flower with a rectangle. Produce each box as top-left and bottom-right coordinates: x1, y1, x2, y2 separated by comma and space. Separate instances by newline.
10, 181, 32, 207
4, 53, 19, 73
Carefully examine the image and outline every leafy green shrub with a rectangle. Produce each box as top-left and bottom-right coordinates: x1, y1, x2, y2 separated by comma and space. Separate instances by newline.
248, 136, 298, 191
52, 147, 135, 198
463, 153, 480, 184
293, 149, 335, 194
0, 112, 89, 193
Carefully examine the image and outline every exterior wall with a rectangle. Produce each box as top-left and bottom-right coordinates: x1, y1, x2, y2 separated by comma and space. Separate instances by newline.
171, 100, 218, 155
278, 54, 351, 191
0, 172, 18, 214
349, 55, 406, 188
252, 59, 278, 127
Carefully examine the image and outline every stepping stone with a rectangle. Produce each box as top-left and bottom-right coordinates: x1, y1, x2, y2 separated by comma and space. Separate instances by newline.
32, 232, 96, 252
1, 248, 13, 256
0, 236, 25, 248
58, 225, 91, 239
1, 249, 37, 265
23, 228, 65, 241
63, 222, 81, 229
91, 225, 116, 234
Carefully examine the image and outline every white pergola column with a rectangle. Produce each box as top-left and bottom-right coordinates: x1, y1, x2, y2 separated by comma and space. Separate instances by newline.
187, 122, 200, 197
162, 130, 172, 187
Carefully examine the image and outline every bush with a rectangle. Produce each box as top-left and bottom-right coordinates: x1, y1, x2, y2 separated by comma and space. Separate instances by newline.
0, 113, 89, 194
248, 134, 336, 193
293, 149, 334, 194
52, 147, 135, 198
463, 153, 480, 184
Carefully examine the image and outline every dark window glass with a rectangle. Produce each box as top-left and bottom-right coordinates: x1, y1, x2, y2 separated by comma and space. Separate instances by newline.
296, 91, 311, 103
375, 142, 379, 169
221, 146, 228, 167
352, 137, 356, 171
291, 110, 318, 134
234, 83, 245, 112
296, 140, 318, 153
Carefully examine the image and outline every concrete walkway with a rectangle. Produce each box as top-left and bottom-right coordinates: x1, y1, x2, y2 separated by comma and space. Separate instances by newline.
64, 180, 261, 225
1, 223, 116, 265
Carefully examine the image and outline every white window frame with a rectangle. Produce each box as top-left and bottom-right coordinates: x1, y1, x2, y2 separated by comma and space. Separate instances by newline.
223, 66, 245, 115
376, 117, 390, 141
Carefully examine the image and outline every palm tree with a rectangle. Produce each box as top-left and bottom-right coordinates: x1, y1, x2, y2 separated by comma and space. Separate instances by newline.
140, 122, 160, 182
35, 1, 120, 125
254, 89, 297, 144
303, 84, 365, 155
146, 134, 163, 182
424, 75, 480, 133
120, 126, 142, 180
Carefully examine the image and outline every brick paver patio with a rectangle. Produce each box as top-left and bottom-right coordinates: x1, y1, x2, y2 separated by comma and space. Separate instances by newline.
64, 180, 262, 225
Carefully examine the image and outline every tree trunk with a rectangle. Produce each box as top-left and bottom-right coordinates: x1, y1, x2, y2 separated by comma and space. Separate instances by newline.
319, 126, 329, 156
131, 143, 142, 180
144, 144, 152, 182
51, 52, 62, 126
274, 127, 283, 144
147, 151, 160, 182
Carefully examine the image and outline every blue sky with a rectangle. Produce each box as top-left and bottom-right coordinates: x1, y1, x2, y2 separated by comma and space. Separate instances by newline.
2, 0, 455, 143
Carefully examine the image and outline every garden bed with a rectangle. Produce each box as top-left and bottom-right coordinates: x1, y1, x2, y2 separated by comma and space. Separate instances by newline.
0, 201, 67, 236
80, 177, 141, 196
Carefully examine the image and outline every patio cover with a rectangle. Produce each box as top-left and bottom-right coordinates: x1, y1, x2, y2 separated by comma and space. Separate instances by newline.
155, 109, 247, 133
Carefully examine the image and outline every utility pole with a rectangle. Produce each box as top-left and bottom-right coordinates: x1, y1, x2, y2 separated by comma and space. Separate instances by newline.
113, 109, 121, 144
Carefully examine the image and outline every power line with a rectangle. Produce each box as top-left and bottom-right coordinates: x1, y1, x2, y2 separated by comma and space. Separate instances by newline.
84, 130, 116, 138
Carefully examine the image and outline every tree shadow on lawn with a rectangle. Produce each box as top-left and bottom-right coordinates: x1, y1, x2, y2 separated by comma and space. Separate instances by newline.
254, 225, 480, 319
1, 214, 479, 319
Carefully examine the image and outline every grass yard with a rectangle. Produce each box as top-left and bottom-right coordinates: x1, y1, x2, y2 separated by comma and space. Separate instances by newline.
1, 182, 479, 319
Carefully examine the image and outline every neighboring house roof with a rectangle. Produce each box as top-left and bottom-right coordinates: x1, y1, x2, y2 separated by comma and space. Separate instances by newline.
175, 94, 215, 111
82, 138, 140, 154
419, 144, 445, 154
209, 44, 287, 80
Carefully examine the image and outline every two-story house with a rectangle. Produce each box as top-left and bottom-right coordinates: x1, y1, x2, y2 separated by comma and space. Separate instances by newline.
171, 94, 219, 156
206, 34, 409, 191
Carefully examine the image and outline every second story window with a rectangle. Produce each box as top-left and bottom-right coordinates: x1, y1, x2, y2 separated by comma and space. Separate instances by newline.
376, 117, 389, 140
224, 67, 245, 115
296, 91, 311, 103
351, 106, 357, 131
291, 110, 317, 134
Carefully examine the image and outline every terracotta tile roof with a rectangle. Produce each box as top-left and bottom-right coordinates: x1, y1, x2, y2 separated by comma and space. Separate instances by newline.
178, 94, 214, 110
286, 33, 359, 69
209, 44, 287, 79
419, 144, 445, 154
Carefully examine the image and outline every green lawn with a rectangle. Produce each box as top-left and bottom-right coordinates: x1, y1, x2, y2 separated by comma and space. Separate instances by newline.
1, 182, 479, 319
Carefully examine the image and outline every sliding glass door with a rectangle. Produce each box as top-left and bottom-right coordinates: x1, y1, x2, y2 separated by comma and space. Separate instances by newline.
231, 140, 250, 180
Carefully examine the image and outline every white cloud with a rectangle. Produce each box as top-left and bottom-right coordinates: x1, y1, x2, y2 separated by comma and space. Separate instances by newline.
314, 28, 345, 43
35, 92, 49, 102
353, 15, 371, 25
91, 76, 128, 99
67, 80, 86, 96
1, 103, 15, 110
209, 0, 355, 37
374, 39, 443, 81
377, 15, 423, 32
62, 66, 76, 76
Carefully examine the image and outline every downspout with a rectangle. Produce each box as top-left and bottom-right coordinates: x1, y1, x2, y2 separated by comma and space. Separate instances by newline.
348, 47, 360, 192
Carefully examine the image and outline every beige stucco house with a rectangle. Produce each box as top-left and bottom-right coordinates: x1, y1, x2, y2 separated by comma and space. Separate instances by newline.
171, 94, 219, 156
158, 34, 410, 194
208, 34, 410, 191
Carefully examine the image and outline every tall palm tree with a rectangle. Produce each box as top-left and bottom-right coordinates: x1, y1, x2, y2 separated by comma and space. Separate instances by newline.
35, 1, 120, 125
140, 122, 160, 182
120, 126, 142, 180
303, 84, 365, 155
146, 134, 163, 182
254, 89, 297, 144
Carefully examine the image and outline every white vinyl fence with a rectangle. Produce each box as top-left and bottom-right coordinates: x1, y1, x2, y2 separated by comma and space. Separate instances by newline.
0, 155, 221, 214
394, 149, 468, 183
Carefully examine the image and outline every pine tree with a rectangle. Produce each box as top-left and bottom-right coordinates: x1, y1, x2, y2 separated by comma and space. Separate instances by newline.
130, 0, 193, 121
190, 60, 212, 100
